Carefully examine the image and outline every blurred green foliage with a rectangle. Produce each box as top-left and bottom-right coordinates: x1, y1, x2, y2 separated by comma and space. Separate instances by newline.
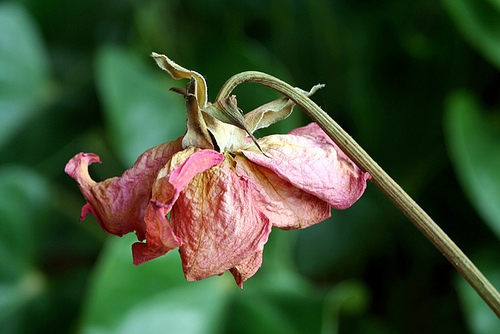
0, 0, 499, 333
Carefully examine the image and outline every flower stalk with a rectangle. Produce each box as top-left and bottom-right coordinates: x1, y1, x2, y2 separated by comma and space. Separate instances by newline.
217, 71, 500, 317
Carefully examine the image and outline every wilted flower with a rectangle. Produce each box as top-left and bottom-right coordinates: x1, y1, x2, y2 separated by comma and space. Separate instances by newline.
65, 53, 370, 287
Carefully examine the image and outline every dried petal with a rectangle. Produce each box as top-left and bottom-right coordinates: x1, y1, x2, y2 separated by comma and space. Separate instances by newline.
131, 202, 182, 265
152, 148, 225, 210
68, 53, 371, 287
65, 138, 183, 239
235, 155, 331, 229
132, 148, 225, 264
170, 156, 272, 282
229, 251, 263, 288
243, 123, 370, 209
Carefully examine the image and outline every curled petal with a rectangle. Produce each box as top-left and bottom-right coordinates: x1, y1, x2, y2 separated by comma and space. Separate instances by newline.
65, 138, 183, 239
64, 153, 101, 187
132, 202, 182, 265
243, 123, 370, 209
152, 147, 225, 210
170, 157, 272, 283
133, 148, 225, 264
235, 156, 331, 229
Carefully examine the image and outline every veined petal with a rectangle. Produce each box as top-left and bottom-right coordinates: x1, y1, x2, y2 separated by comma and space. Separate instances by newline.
133, 147, 225, 264
243, 123, 370, 209
235, 155, 331, 229
65, 138, 183, 239
229, 251, 263, 288
132, 202, 182, 265
152, 147, 225, 211
170, 156, 272, 283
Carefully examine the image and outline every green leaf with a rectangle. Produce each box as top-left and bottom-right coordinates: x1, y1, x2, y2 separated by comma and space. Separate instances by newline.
322, 280, 370, 334
78, 234, 232, 334
95, 47, 186, 166
226, 277, 324, 334
486, 0, 500, 12
0, 166, 49, 325
444, 91, 500, 239
222, 230, 325, 334
443, 0, 500, 69
0, 3, 52, 148
79, 221, 326, 334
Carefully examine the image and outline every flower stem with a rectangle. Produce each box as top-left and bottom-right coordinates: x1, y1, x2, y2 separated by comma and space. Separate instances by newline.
217, 71, 500, 317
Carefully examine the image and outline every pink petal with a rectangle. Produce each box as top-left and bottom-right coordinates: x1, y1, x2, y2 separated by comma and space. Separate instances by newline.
235, 155, 331, 229
64, 152, 101, 188
150, 147, 225, 212
169, 156, 272, 283
65, 138, 183, 239
132, 148, 225, 264
243, 123, 370, 210
131, 202, 182, 265
229, 251, 263, 288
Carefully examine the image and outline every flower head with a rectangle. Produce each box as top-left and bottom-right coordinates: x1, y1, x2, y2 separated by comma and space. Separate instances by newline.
65, 53, 370, 287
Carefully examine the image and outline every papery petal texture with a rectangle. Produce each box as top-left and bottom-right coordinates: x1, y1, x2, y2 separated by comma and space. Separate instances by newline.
132, 202, 182, 265
65, 138, 183, 239
133, 147, 225, 265
229, 251, 263, 288
170, 157, 272, 283
151, 147, 225, 212
235, 155, 331, 229
243, 123, 370, 210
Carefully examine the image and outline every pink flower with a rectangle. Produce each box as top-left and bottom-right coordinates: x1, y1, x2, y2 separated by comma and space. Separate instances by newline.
65, 54, 370, 287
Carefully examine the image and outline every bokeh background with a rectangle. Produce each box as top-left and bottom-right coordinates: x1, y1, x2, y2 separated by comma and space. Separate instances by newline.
1, 0, 499, 333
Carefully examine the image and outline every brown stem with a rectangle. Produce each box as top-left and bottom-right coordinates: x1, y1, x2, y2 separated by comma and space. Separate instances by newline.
217, 71, 500, 317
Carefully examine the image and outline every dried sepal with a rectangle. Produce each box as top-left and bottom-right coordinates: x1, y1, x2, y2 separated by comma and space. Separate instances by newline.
182, 78, 214, 150
244, 84, 324, 133
203, 95, 263, 152
151, 52, 208, 108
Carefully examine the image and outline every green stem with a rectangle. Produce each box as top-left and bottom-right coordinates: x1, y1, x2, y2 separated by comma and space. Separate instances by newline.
217, 71, 500, 317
